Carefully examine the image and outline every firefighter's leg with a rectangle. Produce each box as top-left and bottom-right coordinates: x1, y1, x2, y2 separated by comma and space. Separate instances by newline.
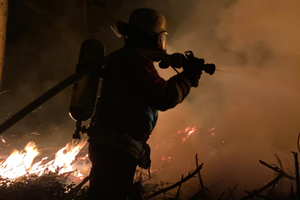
87, 142, 138, 200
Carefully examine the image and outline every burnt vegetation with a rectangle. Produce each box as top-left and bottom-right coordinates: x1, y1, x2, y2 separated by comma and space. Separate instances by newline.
0, 172, 88, 200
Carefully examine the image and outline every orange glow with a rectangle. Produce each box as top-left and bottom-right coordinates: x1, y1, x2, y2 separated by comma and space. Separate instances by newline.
0, 136, 88, 180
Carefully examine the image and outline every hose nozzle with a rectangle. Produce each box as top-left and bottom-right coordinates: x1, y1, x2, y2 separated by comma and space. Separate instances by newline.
184, 51, 215, 75
203, 63, 215, 75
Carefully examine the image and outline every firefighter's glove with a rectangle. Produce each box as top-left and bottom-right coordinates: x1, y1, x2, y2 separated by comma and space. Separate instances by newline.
170, 53, 186, 69
160, 53, 186, 69
182, 58, 204, 87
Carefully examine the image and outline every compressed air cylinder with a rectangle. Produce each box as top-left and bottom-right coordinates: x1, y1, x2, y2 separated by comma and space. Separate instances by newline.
69, 39, 104, 122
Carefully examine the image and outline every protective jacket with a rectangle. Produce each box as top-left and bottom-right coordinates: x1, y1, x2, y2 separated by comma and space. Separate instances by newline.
88, 47, 192, 159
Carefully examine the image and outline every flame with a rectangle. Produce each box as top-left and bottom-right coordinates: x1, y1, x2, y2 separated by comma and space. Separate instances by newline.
180, 126, 197, 143
0, 136, 89, 181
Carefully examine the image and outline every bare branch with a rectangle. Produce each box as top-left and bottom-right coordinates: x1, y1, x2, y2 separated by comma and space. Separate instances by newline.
195, 154, 204, 191
175, 175, 184, 199
259, 160, 296, 181
219, 191, 226, 200
226, 184, 238, 200
145, 163, 204, 199
239, 158, 297, 200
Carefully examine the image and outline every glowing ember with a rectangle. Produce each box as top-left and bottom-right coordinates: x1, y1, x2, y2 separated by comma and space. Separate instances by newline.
0, 136, 89, 180
179, 126, 197, 143
164, 126, 198, 149
77, 154, 89, 160
1, 137, 6, 143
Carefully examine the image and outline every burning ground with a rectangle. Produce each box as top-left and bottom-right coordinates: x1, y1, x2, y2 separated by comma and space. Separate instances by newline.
0, 135, 90, 180
1, 0, 300, 199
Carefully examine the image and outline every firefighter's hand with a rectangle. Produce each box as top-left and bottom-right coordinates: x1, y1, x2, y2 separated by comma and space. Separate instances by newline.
182, 58, 204, 87
170, 53, 186, 69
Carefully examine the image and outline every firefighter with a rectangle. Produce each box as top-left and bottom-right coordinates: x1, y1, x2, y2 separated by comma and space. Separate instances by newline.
87, 8, 202, 200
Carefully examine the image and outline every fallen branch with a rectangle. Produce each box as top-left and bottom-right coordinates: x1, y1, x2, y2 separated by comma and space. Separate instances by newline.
259, 160, 296, 181
145, 163, 204, 199
239, 158, 297, 200
240, 175, 282, 200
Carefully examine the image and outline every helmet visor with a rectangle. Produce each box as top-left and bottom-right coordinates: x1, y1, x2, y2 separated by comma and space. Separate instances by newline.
158, 32, 168, 51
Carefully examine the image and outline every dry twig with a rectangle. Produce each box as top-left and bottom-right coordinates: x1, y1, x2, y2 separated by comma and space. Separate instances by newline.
259, 160, 296, 181
292, 151, 300, 200
145, 163, 204, 199
240, 159, 296, 200
195, 154, 204, 191
175, 175, 184, 199
219, 191, 225, 200
226, 184, 238, 200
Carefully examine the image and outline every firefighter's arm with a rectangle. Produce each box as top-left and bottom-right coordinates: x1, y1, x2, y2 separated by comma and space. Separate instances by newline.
137, 56, 201, 111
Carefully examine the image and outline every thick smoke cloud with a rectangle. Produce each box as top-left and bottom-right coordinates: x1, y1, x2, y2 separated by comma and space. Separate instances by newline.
148, 0, 300, 197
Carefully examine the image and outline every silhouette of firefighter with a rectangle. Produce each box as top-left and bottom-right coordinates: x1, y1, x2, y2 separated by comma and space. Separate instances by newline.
87, 8, 203, 200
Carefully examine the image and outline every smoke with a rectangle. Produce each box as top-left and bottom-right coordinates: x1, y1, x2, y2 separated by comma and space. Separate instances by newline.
148, 0, 300, 197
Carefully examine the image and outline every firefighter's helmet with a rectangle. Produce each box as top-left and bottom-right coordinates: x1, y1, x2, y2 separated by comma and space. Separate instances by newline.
112, 8, 168, 52
112, 8, 167, 37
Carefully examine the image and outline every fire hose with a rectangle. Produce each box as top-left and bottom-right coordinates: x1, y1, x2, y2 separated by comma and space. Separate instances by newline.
0, 72, 84, 135
0, 40, 216, 136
